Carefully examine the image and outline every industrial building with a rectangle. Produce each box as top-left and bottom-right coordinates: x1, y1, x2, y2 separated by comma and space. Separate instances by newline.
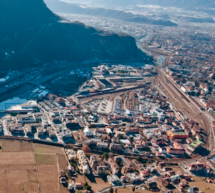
0, 98, 38, 113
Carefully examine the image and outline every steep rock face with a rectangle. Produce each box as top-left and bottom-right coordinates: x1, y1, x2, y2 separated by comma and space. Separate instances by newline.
0, 0, 143, 70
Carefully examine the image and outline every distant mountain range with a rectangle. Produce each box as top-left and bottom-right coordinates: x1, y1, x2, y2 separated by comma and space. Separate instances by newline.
45, 0, 177, 26
63, 0, 215, 9
0, 0, 148, 71
57, 0, 215, 14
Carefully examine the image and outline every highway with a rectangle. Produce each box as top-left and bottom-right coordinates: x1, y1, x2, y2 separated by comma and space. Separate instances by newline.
156, 68, 215, 152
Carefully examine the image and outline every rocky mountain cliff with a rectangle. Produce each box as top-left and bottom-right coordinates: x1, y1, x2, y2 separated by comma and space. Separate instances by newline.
0, 0, 145, 70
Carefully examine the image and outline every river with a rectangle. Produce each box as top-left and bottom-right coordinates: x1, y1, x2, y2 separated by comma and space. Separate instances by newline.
137, 32, 166, 65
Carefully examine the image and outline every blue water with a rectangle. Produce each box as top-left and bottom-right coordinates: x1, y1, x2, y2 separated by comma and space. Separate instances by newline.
137, 32, 152, 56
137, 32, 151, 43
137, 32, 166, 64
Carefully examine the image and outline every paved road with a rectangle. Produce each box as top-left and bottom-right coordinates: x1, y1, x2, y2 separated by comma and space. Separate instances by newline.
2, 117, 10, 136
38, 104, 63, 143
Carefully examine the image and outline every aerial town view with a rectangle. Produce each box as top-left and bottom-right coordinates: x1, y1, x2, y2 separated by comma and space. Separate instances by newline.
0, 0, 215, 193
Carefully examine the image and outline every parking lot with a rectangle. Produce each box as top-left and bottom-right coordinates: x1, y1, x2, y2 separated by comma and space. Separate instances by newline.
84, 99, 113, 114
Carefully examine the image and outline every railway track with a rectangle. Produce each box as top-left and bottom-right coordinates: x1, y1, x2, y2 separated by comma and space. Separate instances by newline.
156, 68, 214, 153
78, 84, 148, 99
